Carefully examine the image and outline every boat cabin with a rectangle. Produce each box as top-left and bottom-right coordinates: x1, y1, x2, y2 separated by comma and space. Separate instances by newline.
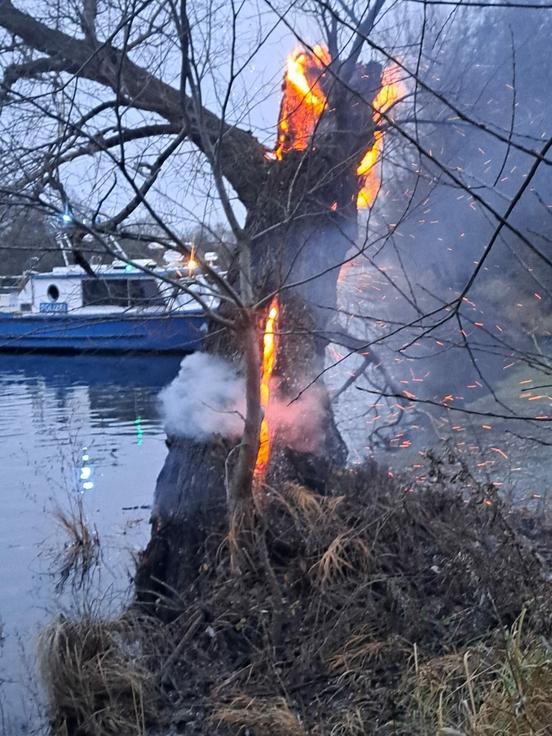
2, 260, 209, 316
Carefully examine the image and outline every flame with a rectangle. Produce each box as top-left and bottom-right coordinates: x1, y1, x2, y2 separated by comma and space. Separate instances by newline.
254, 297, 279, 478
275, 45, 330, 160
185, 244, 198, 274
275, 46, 404, 208
356, 133, 383, 209
357, 64, 404, 208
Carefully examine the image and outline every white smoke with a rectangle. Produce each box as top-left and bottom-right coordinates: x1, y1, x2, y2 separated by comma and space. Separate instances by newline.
269, 380, 327, 455
160, 353, 328, 453
160, 352, 245, 440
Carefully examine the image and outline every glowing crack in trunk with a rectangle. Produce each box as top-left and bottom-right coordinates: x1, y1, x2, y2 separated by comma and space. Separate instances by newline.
254, 298, 279, 479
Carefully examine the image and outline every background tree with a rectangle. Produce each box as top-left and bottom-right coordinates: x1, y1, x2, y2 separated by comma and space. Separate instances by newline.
0, 206, 58, 273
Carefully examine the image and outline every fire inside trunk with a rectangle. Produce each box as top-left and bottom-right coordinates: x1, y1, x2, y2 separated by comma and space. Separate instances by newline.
254, 297, 279, 479
251, 46, 404, 479
274, 45, 403, 210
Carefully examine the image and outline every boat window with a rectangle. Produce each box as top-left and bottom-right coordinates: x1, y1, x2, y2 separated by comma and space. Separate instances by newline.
128, 279, 165, 306
0, 276, 19, 292
82, 278, 129, 306
47, 284, 60, 302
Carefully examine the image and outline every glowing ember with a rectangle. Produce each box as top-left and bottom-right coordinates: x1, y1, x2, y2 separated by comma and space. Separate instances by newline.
255, 297, 279, 478
275, 46, 404, 208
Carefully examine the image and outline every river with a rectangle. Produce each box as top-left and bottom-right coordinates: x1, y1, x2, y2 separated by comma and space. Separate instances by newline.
0, 353, 181, 734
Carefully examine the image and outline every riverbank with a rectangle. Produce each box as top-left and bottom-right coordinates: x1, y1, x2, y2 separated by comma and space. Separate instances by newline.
38, 458, 552, 735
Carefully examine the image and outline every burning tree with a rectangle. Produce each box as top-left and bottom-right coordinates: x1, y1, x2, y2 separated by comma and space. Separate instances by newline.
1, 0, 552, 589
0, 1, 405, 560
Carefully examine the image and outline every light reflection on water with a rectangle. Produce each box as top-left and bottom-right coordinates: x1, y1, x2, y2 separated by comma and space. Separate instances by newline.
0, 353, 181, 734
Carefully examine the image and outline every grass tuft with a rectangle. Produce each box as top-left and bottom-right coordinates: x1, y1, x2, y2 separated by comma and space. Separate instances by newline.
212, 694, 306, 735
38, 614, 158, 736
53, 498, 100, 592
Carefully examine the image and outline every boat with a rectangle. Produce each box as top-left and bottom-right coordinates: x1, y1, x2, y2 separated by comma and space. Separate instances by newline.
0, 255, 217, 354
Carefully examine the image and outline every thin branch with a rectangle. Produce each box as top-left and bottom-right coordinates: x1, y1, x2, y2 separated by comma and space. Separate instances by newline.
357, 387, 552, 422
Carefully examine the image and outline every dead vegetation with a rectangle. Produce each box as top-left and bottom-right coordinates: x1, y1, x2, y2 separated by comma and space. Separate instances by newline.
53, 498, 101, 592
38, 614, 159, 736
410, 611, 552, 735
212, 695, 308, 736
40, 460, 552, 735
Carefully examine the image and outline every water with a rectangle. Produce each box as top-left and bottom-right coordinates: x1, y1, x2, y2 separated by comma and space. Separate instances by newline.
0, 353, 181, 733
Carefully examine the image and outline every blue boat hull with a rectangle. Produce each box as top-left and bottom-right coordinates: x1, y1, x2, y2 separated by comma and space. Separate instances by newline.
0, 312, 207, 353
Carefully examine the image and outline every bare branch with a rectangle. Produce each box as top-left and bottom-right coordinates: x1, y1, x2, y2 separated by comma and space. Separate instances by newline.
0, 56, 70, 106
0, 0, 267, 207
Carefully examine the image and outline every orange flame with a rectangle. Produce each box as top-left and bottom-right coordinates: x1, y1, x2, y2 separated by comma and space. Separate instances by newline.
357, 64, 404, 208
254, 297, 279, 478
275, 46, 404, 208
275, 45, 331, 160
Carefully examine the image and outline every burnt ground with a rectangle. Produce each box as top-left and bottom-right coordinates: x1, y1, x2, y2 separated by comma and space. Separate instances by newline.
40, 459, 552, 736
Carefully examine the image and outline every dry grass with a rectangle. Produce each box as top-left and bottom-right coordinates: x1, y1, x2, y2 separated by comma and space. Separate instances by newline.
38, 614, 159, 736
410, 611, 552, 735
311, 531, 371, 587
274, 482, 328, 520
327, 707, 369, 736
157, 465, 550, 733
42, 460, 552, 735
212, 694, 307, 736
328, 628, 396, 673
53, 498, 100, 592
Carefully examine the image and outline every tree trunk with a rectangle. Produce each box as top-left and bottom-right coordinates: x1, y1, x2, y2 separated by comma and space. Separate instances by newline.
136, 61, 383, 602
136, 215, 355, 602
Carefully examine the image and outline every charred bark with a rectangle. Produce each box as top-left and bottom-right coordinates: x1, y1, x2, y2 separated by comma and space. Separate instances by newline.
138, 221, 359, 600
137, 61, 383, 601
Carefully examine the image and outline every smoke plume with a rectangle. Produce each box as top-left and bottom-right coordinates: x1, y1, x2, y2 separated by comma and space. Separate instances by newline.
160, 353, 327, 453
270, 380, 327, 455
160, 352, 245, 440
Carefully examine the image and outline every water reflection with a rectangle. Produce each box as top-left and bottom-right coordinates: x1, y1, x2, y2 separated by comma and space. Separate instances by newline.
0, 353, 181, 425
0, 353, 180, 734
